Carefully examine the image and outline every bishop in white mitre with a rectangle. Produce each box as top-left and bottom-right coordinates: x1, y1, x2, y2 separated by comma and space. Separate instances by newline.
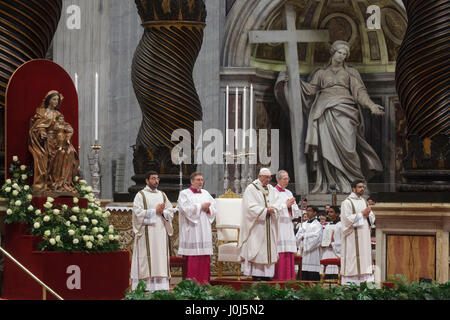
341, 180, 376, 285
131, 171, 174, 291
296, 206, 323, 281
238, 168, 283, 281
177, 172, 217, 284
320, 206, 342, 280
273, 170, 300, 281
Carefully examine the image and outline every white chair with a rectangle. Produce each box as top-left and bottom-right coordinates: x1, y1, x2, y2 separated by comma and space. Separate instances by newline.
215, 196, 242, 279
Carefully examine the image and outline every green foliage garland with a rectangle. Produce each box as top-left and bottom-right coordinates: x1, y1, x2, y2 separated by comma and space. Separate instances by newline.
124, 279, 450, 300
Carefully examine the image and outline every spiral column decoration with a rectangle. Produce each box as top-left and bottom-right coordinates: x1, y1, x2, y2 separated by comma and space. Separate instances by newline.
395, 0, 449, 191
0, 0, 63, 179
129, 0, 206, 197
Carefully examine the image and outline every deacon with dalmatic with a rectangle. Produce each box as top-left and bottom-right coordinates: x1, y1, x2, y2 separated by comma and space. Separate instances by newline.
341, 180, 375, 285
320, 206, 342, 280
238, 168, 283, 281
131, 171, 174, 291
177, 172, 217, 284
296, 206, 323, 281
273, 170, 300, 281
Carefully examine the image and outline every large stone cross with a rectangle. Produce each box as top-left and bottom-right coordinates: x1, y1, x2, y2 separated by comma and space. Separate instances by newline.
249, 4, 329, 196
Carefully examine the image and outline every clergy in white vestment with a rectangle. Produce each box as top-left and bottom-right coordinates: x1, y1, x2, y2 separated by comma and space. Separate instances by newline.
177, 172, 217, 284
296, 206, 323, 281
320, 206, 342, 280
131, 171, 175, 291
341, 180, 376, 285
273, 170, 300, 281
238, 168, 283, 281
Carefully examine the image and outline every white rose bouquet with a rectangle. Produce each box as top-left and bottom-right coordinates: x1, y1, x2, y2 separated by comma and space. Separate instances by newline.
2, 156, 35, 224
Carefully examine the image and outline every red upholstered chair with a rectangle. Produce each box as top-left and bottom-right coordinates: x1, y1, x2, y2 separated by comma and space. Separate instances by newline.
319, 258, 341, 285
169, 256, 187, 280
294, 255, 302, 280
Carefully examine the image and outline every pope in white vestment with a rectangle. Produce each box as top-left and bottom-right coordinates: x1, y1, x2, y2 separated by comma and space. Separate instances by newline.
296, 206, 323, 281
238, 168, 283, 280
341, 181, 376, 285
131, 173, 174, 291
177, 172, 217, 284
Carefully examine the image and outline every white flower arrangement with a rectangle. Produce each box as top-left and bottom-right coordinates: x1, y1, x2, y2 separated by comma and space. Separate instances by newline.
3, 156, 121, 252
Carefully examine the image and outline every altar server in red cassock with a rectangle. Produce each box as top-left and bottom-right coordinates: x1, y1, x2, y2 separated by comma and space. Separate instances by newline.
273, 170, 300, 280
177, 172, 217, 284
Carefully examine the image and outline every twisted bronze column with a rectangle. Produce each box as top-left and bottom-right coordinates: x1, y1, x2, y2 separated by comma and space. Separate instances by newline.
395, 0, 449, 191
130, 0, 206, 196
0, 0, 63, 176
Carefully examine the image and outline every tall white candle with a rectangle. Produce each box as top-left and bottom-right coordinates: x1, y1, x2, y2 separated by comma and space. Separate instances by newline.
74, 73, 78, 92
235, 87, 239, 151
242, 86, 246, 150
95, 72, 99, 142
249, 84, 254, 148
225, 85, 229, 147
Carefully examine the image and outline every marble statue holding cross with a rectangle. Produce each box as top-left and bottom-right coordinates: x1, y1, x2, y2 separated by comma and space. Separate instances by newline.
275, 40, 384, 194
249, 4, 330, 197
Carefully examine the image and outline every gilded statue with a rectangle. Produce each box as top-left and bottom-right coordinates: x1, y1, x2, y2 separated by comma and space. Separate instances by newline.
276, 40, 384, 194
28, 90, 79, 196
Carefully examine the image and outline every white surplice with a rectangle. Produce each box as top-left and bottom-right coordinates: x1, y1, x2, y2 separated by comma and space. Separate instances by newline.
131, 186, 174, 291
274, 185, 300, 253
296, 219, 323, 273
320, 221, 342, 274
238, 180, 283, 277
177, 188, 217, 256
341, 192, 375, 285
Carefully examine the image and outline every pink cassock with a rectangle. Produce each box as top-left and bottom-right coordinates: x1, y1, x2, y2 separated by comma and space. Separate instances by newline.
185, 255, 210, 284
273, 252, 295, 281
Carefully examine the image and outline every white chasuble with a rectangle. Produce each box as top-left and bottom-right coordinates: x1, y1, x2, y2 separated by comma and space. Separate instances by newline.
341, 193, 375, 280
296, 219, 323, 273
131, 187, 174, 291
239, 180, 283, 276
177, 188, 217, 256
274, 186, 300, 253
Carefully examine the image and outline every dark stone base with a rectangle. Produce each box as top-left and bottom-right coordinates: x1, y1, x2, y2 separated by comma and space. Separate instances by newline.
370, 191, 450, 203
399, 170, 450, 191
121, 173, 191, 203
